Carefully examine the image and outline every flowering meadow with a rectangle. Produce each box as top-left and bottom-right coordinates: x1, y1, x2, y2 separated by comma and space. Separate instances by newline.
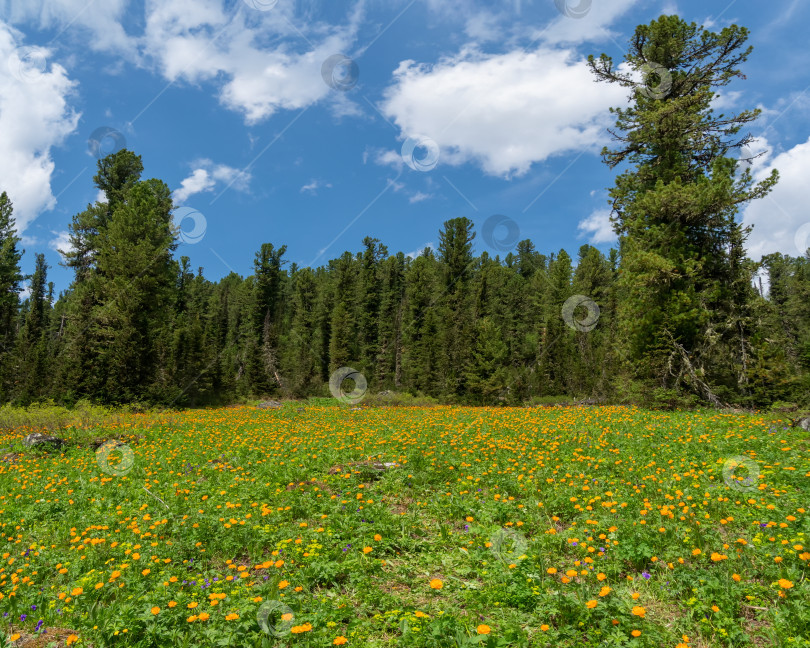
0, 404, 808, 647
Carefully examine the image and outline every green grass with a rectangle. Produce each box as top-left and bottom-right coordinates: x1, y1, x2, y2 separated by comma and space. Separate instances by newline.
0, 405, 807, 647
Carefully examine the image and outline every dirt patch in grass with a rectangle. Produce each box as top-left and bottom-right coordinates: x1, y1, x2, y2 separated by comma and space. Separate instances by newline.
6, 626, 84, 648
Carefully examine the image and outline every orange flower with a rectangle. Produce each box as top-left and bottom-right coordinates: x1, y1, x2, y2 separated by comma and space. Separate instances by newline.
732, 574, 741, 582
429, 579, 443, 589
692, 548, 701, 556
547, 568, 557, 575
66, 636, 79, 646
198, 612, 210, 621
632, 606, 646, 618
599, 586, 611, 597
631, 630, 641, 637
540, 624, 549, 631
778, 579, 794, 589
334, 637, 348, 645
168, 601, 177, 608
374, 534, 382, 541
187, 602, 198, 609
362, 547, 372, 554
477, 625, 491, 635
586, 600, 598, 609
187, 615, 198, 623
225, 613, 239, 621
279, 580, 289, 589
151, 606, 160, 615
71, 587, 83, 597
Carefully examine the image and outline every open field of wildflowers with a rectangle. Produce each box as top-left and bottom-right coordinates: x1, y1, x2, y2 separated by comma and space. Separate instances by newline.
0, 404, 807, 647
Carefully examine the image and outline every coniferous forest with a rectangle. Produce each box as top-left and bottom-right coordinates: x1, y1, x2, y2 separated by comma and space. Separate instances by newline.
1, 16, 808, 410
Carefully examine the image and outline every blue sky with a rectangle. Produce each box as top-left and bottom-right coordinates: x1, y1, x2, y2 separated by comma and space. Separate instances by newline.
1, 0, 808, 293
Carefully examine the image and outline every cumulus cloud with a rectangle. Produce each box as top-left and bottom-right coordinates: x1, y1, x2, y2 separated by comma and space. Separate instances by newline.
142, 0, 363, 124
0, 22, 80, 231
0, 0, 135, 54
49, 229, 73, 257
742, 136, 810, 259
578, 208, 617, 244
173, 159, 251, 204
379, 46, 629, 178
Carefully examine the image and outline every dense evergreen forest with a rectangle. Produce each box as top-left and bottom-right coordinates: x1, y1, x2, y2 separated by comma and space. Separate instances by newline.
1, 15, 808, 409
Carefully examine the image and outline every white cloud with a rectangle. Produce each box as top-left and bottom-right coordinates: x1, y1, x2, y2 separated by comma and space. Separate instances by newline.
0, 0, 135, 54
578, 208, 617, 244
409, 191, 432, 203
380, 46, 629, 178
535, 0, 639, 46
0, 22, 80, 232
742, 136, 810, 259
173, 159, 251, 204
300, 179, 332, 195
49, 229, 73, 257
406, 241, 435, 259
142, 0, 363, 124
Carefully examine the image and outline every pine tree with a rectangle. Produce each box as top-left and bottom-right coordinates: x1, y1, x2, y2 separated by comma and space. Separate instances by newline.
0, 192, 23, 400
589, 15, 778, 405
